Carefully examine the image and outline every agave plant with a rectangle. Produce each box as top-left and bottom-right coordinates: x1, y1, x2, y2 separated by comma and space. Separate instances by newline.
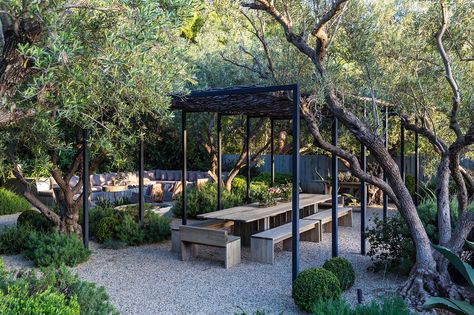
422, 240, 474, 315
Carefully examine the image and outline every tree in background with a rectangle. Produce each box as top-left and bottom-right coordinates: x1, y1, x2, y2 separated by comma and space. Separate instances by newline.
0, 0, 193, 235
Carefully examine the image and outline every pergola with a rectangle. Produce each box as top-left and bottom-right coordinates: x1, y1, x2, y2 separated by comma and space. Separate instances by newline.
80, 84, 421, 282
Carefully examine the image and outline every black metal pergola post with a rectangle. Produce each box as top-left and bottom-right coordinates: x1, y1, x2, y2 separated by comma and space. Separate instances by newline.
331, 117, 339, 258
270, 118, 275, 187
360, 106, 367, 255
291, 84, 300, 281
383, 107, 388, 221
138, 133, 145, 227
217, 113, 223, 210
246, 116, 251, 202
414, 121, 420, 206
82, 129, 90, 249
400, 120, 405, 182
182, 111, 187, 225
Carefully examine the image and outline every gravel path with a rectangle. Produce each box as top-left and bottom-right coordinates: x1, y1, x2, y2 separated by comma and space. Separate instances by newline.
1, 207, 405, 315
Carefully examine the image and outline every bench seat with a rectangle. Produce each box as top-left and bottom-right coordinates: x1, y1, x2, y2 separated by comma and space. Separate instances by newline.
302, 207, 352, 232
179, 225, 241, 269
250, 219, 321, 264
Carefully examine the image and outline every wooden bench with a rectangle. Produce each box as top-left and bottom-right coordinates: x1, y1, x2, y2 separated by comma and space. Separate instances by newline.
302, 207, 352, 233
171, 219, 234, 252
250, 219, 321, 264
180, 225, 241, 269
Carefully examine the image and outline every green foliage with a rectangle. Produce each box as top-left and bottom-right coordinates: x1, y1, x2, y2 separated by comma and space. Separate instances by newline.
113, 214, 144, 246
251, 185, 278, 207
292, 267, 341, 312
23, 232, 90, 267
0, 259, 117, 315
0, 226, 35, 255
234, 308, 271, 315
311, 297, 412, 315
366, 199, 465, 274
95, 216, 120, 243
322, 257, 356, 291
17, 209, 55, 233
0, 285, 80, 315
143, 211, 171, 243
423, 242, 474, 315
173, 182, 246, 218
252, 173, 292, 186
0, 188, 31, 215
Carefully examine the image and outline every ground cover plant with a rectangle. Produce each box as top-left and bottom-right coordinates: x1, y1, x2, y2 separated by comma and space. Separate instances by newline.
0, 258, 117, 315
0, 188, 31, 215
311, 296, 412, 315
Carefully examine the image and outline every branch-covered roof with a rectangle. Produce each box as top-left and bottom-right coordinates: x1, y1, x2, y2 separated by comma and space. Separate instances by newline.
171, 85, 297, 118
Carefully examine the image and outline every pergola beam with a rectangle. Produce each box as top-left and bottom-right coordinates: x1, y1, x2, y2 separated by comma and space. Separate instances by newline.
331, 117, 339, 258
82, 129, 90, 249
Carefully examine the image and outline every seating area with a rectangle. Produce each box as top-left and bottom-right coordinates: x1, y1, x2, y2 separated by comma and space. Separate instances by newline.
172, 195, 353, 268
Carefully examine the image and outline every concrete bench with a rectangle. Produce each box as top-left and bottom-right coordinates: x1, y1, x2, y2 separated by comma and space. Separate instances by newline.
302, 207, 352, 233
171, 219, 234, 252
180, 225, 241, 269
250, 219, 321, 264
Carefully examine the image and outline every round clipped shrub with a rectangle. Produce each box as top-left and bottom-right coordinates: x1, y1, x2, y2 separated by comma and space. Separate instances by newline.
95, 216, 119, 243
0, 188, 32, 215
292, 267, 341, 312
323, 257, 356, 291
17, 210, 55, 233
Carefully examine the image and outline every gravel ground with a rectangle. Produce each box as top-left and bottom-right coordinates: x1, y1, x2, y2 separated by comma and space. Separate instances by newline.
1, 207, 406, 315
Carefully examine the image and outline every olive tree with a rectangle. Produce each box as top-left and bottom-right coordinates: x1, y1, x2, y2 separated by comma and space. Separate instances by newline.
0, 0, 193, 235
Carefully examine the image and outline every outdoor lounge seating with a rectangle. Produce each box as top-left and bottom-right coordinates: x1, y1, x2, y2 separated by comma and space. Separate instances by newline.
180, 225, 241, 269
250, 219, 321, 264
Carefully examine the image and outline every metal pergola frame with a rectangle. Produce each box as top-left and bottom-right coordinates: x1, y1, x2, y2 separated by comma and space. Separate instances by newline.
79, 84, 422, 282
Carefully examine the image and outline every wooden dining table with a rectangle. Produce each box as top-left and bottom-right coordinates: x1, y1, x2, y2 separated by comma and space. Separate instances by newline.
197, 193, 333, 245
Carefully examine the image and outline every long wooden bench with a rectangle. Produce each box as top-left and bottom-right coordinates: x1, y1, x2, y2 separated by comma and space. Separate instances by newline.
302, 207, 352, 233
180, 225, 241, 269
250, 219, 321, 264
171, 219, 234, 252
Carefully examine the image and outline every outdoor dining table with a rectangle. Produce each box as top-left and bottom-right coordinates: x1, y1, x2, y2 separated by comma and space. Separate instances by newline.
197, 193, 333, 246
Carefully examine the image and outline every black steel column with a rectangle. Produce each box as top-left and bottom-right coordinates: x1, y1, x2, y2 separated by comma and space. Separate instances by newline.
246, 116, 251, 203
138, 134, 144, 227
217, 113, 222, 210
270, 118, 275, 187
383, 107, 388, 221
400, 120, 405, 182
82, 129, 89, 249
360, 106, 367, 256
331, 117, 339, 258
414, 119, 420, 206
181, 112, 187, 225
291, 85, 300, 282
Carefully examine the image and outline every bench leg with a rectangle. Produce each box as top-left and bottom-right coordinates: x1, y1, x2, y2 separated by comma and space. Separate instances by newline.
282, 238, 292, 251
225, 239, 241, 269
323, 221, 332, 233
300, 223, 321, 242
251, 238, 274, 264
180, 241, 196, 261
340, 210, 353, 227
171, 229, 180, 253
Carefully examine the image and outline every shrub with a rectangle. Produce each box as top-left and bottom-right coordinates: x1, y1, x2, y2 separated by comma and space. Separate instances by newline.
17, 209, 55, 233
292, 267, 341, 312
95, 216, 119, 242
311, 297, 412, 315
173, 182, 245, 218
90, 205, 116, 238
0, 285, 80, 315
0, 226, 35, 255
0, 188, 31, 215
114, 214, 144, 246
252, 173, 292, 186
323, 257, 356, 291
23, 232, 90, 267
143, 211, 171, 243
0, 259, 118, 315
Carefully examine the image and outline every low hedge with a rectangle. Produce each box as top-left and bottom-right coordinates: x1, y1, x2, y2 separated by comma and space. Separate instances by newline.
0, 188, 31, 215
292, 267, 341, 312
322, 257, 355, 291
17, 209, 55, 233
